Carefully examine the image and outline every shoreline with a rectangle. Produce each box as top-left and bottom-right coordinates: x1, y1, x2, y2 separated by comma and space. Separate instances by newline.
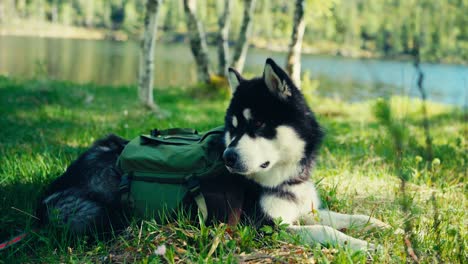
1, 73, 464, 108
0, 21, 128, 41
1, 22, 466, 65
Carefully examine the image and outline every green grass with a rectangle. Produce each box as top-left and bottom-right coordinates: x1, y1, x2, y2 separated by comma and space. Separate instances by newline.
0, 76, 466, 263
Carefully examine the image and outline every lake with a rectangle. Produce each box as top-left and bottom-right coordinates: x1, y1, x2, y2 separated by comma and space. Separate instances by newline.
0, 36, 466, 106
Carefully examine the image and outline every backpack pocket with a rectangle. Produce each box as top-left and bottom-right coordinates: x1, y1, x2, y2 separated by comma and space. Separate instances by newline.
124, 171, 190, 220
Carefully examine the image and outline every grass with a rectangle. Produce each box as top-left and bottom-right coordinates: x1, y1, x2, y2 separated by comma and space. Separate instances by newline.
0, 76, 466, 263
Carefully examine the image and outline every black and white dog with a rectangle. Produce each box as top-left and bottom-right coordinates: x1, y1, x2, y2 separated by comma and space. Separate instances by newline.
37, 58, 394, 251
223, 58, 394, 251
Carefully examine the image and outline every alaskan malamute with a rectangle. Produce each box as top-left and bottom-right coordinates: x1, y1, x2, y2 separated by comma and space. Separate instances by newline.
223, 58, 393, 251
38, 58, 394, 251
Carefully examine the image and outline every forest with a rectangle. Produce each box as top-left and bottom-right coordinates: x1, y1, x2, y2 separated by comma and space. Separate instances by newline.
0, 0, 467, 63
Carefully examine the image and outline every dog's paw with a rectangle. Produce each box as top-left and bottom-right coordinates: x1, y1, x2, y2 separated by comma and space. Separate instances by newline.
394, 228, 405, 235
347, 240, 382, 253
364, 218, 392, 230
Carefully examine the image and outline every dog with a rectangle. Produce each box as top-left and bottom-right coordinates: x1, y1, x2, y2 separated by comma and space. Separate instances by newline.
37, 58, 393, 251
223, 58, 393, 251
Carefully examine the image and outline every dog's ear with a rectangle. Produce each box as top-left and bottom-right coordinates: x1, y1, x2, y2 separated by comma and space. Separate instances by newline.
263, 58, 293, 99
227, 68, 242, 94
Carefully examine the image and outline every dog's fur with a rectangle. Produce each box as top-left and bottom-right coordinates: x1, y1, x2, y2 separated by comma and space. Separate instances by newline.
36, 135, 130, 235
37, 58, 394, 251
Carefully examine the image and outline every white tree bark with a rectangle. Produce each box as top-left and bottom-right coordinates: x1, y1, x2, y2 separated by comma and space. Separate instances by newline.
183, 0, 211, 84
217, 0, 233, 76
51, 3, 59, 23
0, 2, 5, 23
138, 0, 162, 110
0, 0, 17, 23
285, 0, 306, 87
232, 0, 257, 73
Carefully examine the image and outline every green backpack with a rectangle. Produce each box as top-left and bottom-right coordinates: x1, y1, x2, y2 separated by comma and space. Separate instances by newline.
117, 126, 227, 221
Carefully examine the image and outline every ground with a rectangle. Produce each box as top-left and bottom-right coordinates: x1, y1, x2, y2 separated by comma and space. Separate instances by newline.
0, 76, 466, 263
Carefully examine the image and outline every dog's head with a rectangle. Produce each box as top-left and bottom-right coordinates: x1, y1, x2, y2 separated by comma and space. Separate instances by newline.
223, 58, 323, 186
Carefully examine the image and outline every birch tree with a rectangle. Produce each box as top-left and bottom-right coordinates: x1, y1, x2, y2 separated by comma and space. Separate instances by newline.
183, 0, 211, 83
0, 0, 16, 23
232, 0, 257, 73
217, 0, 233, 77
285, 0, 337, 87
138, 0, 162, 110
0, 2, 4, 23
285, 0, 306, 87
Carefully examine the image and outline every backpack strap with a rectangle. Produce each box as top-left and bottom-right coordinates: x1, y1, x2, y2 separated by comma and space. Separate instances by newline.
151, 128, 198, 137
119, 174, 134, 209
186, 176, 208, 222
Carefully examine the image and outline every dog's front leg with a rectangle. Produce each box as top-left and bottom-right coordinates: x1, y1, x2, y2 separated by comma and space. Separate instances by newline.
288, 225, 376, 251
300, 210, 393, 232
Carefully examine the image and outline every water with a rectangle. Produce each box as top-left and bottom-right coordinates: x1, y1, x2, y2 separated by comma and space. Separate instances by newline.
0, 36, 466, 106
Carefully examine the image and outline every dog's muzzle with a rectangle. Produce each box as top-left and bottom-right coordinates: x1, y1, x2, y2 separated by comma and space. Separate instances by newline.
223, 148, 270, 173
223, 148, 239, 169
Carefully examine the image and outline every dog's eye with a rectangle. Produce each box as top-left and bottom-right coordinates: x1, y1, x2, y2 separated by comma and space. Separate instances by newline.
253, 121, 264, 129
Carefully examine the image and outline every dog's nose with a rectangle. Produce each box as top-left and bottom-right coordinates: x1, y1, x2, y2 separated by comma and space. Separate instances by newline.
223, 148, 238, 168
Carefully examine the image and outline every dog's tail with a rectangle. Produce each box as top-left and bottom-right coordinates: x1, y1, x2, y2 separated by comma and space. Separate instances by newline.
36, 134, 130, 235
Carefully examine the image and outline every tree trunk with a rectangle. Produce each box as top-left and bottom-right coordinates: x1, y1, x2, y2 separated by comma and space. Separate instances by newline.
51, 4, 58, 23
232, 0, 257, 73
0, 0, 17, 23
285, 0, 306, 88
36, 0, 46, 21
138, 0, 162, 110
217, 0, 233, 76
0, 2, 4, 23
84, 0, 94, 27
183, 0, 211, 84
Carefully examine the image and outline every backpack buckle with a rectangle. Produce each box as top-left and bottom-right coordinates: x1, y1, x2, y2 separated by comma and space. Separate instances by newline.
119, 174, 134, 209
150, 129, 161, 137
119, 175, 130, 193
186, 176, 201, 196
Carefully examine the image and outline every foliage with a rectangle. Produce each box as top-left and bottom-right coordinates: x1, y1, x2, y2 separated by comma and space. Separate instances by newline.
0, 76, 466, 262
373, 98, 418, 260
0, 0, 466, 63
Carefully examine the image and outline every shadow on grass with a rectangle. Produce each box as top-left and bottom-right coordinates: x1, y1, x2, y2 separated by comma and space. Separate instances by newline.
0, 179, 45, 237
404, 108, 466, 127
0, 77, 228, 258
